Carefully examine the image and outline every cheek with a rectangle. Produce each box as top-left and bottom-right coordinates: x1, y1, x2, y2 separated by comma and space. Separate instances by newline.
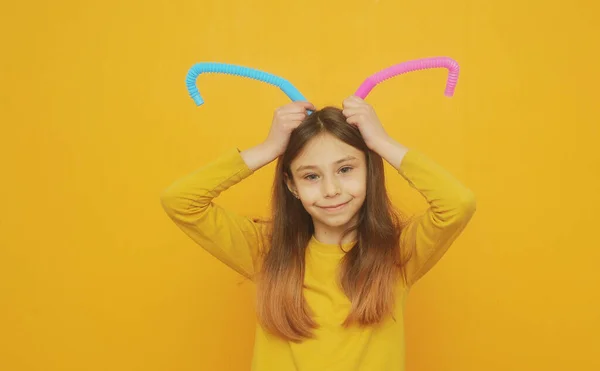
297, 183, 321, 202
342, 176, 367, 197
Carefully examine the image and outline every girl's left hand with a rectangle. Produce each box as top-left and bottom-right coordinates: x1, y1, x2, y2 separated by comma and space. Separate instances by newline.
342, 95, 390, 150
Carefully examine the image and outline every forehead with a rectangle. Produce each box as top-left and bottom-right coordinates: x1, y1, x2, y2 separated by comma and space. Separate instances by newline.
291, 133, 364, 169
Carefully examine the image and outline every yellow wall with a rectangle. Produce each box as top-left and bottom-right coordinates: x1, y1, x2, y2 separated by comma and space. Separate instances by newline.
2, 1, 598, 370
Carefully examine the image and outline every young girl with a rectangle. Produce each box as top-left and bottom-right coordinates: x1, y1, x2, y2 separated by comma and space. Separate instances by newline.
161, 96, 476, 371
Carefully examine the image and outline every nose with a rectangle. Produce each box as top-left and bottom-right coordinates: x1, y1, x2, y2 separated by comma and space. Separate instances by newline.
322, 176, 341, 198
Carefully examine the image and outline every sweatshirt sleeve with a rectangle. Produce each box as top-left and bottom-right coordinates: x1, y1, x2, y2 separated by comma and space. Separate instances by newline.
160, 148, 266, 280
397, 150, 477, 287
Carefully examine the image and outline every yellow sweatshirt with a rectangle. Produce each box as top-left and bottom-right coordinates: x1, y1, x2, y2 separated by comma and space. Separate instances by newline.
161, 148, 476, 371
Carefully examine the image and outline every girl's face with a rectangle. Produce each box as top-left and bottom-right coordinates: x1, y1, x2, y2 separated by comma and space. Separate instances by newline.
287, 133, 367, 234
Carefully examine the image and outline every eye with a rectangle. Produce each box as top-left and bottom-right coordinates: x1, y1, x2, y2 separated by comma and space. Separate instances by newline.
304, 173, 319, 181
339, 166, 353, 174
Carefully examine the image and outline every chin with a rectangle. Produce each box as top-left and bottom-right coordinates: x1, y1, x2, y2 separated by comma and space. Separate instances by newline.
315, 212, 357, 229
322, 219, 351, 229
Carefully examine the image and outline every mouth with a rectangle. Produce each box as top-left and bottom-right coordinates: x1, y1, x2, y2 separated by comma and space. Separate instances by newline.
318, 200, 351, 212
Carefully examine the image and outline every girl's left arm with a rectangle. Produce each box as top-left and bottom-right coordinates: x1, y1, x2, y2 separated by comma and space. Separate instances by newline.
342, 95, 477, 287
374, 136, 477, 287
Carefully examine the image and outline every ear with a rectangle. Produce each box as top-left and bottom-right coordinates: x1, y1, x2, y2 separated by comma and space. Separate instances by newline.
284, 173, 300, 199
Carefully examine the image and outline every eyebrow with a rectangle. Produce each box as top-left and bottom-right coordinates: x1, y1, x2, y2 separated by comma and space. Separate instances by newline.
295, 156, 358, 172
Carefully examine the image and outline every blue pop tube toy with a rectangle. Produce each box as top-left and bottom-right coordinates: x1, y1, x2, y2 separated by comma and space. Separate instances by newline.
185, 62, 309, 106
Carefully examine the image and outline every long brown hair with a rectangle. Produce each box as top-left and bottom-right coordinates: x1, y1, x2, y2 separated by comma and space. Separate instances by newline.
256, 107, 413, 342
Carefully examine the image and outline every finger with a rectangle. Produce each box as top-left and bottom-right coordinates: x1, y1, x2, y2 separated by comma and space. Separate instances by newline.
342, 97, 356, 108
342, 108, 361, 117
300, 101, 316, 110
279, 107, 314, 116
345, 115, 361, 126
289, 101, 316, 112
281, 113, 308, 122
344, 95, 361, 102
349, 95, 365, 103
346, 95, 369, 106
343, 98, 363, 109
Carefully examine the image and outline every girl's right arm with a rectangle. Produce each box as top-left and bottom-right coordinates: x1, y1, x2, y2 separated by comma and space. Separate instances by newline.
160, 101, 315, 279
160, 144, 269, 280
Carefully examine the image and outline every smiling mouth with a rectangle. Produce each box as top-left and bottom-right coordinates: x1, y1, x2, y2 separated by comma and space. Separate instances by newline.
318, 200, 350, 211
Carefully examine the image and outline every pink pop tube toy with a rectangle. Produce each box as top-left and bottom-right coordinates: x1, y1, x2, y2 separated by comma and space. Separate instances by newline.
354, 57, 460, 98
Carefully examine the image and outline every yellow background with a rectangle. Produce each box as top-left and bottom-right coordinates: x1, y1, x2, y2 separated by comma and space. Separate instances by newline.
1, 0, 599, 370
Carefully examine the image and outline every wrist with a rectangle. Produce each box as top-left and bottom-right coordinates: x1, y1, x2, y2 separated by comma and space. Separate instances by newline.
371, 135, 409, 170
258, 141, 282, 160
369, 134, 394, 152
241, 142, 279, 172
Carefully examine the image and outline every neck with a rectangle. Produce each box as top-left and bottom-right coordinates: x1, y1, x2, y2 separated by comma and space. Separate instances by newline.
312, 219, 358, 245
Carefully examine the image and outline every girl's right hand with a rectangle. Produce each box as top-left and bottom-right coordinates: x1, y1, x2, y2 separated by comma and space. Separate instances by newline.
241, 101, 315, 172
263, 101, 315, 157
